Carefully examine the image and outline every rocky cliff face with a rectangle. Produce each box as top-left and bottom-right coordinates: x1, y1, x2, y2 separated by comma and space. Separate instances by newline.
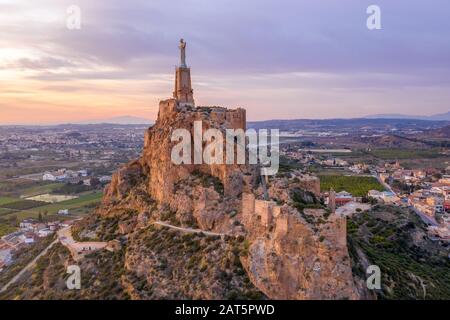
93, 99, 365, 300
242, 209, 360, 299
103, 101, 256, 234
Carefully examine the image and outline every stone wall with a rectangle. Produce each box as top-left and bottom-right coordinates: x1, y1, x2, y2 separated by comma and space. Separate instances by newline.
157, 98, 178, 122
240, 192, 360, 300
242, 192, 281, 231
200, 107, 246, 131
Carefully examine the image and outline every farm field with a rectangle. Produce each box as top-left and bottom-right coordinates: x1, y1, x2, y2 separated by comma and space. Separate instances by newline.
0, 180, 62, 198
0, 197, 18, 206
20, 183, 63, 197
25, 193, 78, 203
0, 208, 13, 215
1, 191, 103, 221
319, 175, 385, 197
369, 148, 443, 160
0, 223, 17, 237
0, 200, 47, 211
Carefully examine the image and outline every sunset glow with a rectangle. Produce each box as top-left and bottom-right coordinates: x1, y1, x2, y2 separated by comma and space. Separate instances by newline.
1, 0, 449, 124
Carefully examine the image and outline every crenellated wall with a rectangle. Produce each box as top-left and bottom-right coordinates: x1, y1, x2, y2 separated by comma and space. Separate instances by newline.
243, 192, 291, 234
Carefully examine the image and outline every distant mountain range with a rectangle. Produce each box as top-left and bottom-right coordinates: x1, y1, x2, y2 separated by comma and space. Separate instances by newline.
2, 112, 449, 126
74, 116, 154, 125
63, 111, 450, 125
364, 111, 450, 121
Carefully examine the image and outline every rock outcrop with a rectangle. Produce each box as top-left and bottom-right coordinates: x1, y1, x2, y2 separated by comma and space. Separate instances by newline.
96, 40, 364, 299
96, 95, 363, 299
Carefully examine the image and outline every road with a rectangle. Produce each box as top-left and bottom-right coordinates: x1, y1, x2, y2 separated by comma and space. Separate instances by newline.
372, 173, 395, 194
0, 238, 58, 293
410, 206, 438, 227
373, 173, 439, 227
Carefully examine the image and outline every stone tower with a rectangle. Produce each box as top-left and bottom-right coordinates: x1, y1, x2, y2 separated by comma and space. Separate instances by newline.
173, 39, 195, 107
328, 188, 336, 213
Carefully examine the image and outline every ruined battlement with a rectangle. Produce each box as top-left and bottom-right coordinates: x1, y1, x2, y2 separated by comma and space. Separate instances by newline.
158, 102, 246, 132
157, 98, 178, 120
202, 107, 246, 131
242, 193, 289, 235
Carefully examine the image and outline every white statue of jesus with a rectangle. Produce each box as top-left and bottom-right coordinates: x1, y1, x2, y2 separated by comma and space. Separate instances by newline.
179, 39, 187, 67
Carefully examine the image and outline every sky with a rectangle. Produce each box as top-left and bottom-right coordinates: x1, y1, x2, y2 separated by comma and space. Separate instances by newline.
0, 0, 449, 124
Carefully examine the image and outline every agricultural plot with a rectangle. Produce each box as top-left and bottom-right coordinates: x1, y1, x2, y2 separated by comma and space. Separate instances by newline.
0, 208, 14, 217
319, 175, 385, 197
20, 182, 63, 197
0, 223, 17, 237
25, 194, 78, 203
0, 197, 18, 206
0, 180, 62, 198
1, 191, 103, 221
0, 200, 47, 211
369, 148, 443, 160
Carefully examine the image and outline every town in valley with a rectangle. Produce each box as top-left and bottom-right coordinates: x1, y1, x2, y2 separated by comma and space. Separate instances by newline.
1, 115, 449, 299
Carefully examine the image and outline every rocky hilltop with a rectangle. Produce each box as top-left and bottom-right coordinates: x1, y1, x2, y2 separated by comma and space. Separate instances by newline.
94, 41, 363, 299
1, 40, 366, 300
95, 101, 362, 299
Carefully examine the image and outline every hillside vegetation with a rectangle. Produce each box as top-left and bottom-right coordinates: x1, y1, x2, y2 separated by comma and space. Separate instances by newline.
348, 205, 450, 299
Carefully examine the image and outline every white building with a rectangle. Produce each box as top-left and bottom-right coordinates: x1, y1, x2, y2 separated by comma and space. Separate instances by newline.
58, 209, 69, 215
78, 169, 88, 177
42, 172, 67, 182
368, 190, 399, 204
22, 234, 35, 244
99, 175, 112, 183
19, 219, 35, 230
43, 172, 57, 181
38, 228, 54, 238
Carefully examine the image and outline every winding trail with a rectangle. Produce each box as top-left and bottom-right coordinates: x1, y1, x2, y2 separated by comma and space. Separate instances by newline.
153, 221, 227, 237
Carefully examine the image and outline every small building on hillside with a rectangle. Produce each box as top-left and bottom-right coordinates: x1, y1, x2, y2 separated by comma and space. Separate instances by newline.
335, 191, 353, 206
58, 209, 69, 215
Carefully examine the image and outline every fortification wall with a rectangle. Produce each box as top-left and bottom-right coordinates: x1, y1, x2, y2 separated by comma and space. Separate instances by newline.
242, 193, 284, 232
158, 99, 178, 120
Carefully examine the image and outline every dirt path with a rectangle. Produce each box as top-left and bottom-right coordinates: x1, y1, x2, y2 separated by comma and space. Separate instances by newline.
153, 221, 227, 237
